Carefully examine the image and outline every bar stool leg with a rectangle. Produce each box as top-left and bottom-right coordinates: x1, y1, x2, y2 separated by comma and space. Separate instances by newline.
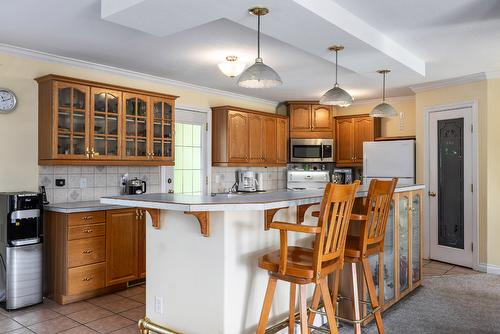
351, 263, 362, 334
289, 283, 297, 334
319, 278, 339, 334
299, 285, 309, 334
307, 285, 321, 326
257, 276, 278, 334
362, 258, 384, 334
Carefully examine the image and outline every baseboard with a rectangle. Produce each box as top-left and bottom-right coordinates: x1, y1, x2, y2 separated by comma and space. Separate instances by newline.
478, 263, 500, 275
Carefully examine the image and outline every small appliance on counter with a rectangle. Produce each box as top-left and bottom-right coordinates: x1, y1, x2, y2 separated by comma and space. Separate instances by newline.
237, 171, 260, 192
0, 192, 43, 310
287, 170, 330, 190
256, 173, 265, 192
332, 168, 353, 184
123, 177, 147, 195
290, 138, 334, 163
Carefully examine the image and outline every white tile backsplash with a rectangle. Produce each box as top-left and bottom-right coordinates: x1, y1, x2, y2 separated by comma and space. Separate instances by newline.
211, 166, 287, 193
39, 165, 161, 203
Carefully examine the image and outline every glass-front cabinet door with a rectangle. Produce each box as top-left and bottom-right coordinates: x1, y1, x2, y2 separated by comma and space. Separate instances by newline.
151, 97, 174, 161
383, 200, 396, 303
398, 193, 410, 295
123, 93, 150, 160
411, 191, 422, 284
54, 82, 90, 159
90, 88, 121, 159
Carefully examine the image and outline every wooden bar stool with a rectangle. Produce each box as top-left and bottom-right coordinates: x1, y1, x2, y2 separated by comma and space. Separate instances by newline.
256, 181, 360, 334
339, 178, 398, 334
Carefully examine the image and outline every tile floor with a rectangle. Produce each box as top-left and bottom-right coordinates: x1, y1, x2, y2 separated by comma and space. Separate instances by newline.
422, 259, 479, 277
0, 285, 145, 334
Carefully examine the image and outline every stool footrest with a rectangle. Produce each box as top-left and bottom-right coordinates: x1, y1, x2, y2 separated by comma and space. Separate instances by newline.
337, 295, 372, 305
335, 306, 382, 325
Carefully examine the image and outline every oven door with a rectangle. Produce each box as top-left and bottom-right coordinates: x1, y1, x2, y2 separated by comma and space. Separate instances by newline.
290, 139, 334, 162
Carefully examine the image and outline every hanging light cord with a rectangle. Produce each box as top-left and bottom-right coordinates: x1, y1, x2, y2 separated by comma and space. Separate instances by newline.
257, 14, 261, 59
334, 49, 339, 87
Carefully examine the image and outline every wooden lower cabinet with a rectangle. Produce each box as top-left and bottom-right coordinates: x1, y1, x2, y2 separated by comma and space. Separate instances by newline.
44, 208, 146, 304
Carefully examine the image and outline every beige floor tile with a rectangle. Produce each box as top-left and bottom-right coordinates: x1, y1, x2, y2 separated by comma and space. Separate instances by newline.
118, 306, 145, 322
50, 301, 94, 316
4, 329, 35, 334
87, 295, 126, 308
0, 318, 24, 333
109, 324, 140, 334
86, 315, 134, 334
59, 325, 99, 334
127, 293, 145, 304
28, 316, 79, 334
115, 287, 143, 298
66, 305, 113, 324
12, 309, 61, 327
423, 267, 448, 277
97, 299, 142, 314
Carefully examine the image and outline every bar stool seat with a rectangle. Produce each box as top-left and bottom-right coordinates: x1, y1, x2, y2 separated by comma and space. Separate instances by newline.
344, 236, 381, 259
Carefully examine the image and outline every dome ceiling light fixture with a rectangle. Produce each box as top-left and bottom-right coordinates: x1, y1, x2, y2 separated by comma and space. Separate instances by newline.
370, 69, 398, 118
320, 45, 353, 107
218, 56, 246, 78
237, 7, 282, 88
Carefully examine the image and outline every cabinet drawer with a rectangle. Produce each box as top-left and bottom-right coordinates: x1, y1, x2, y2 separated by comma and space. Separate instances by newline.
68, 223, 105, 240
68, 211, 105, 226
67, 262, 105, 295
68, 237, 105, 268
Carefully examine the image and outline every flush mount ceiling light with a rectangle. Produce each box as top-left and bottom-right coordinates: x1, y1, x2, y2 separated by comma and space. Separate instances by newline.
237, 7, 282, 88
320, 45, 353, 107
370, 69, 398, 118
218, 56, 246, 78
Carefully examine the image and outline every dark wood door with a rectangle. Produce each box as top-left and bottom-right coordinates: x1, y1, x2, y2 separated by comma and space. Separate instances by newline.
290, 104, 311, 131
263, 117, 277, 164
248, 114, 263, 163
137, 210, 146, 279
353, 117, 374, 163
311, 105, 332, 131
335, 118, 354, 164
105, 209, 138, 285
228, 111, 249, 162
276, 118, 288, 164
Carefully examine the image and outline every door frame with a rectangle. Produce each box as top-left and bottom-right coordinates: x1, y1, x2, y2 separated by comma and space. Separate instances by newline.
423, 101, 479, 269
160, 104, 212, 194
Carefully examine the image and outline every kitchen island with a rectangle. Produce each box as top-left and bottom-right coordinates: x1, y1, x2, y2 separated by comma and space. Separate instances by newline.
101, 185, 424, 334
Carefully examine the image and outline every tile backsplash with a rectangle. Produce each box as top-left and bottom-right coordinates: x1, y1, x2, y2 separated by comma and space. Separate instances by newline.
38, 166, 161, 204
211, 167, 287, 193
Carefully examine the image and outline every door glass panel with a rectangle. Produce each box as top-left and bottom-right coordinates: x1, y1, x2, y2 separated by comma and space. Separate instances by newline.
58, 88, 71, 108
164, 142, 172, 158
126, 140, 135, 156
137, 120, 147, 137
73, 136, 85, 155
107, 94, 118, 113
126, 118, 135, 136
437, 118, 464, 249
126, 98, 135, 115
137, 139, 147, 156
164, 124, 172, 139
58, 110, 71, 132
399, 195, 410, 293
94, 93, 105, 112
384, 201, 395, 302
73, 89, 86, 109
58, 135, 70, 155
137, 99, 147, 116
412, 194, 421, 283
154, 141, 162, 157
154, 122, 162, 137
94, 137, 105, 155
164, 102, 172, 119
107, 138, 118, 156
73, 112, 86, 133
57, 86, 88, 157
154, 102, 162, 119
94, 115, 105, 134
368, 254, 379, 296
174, 123, 203, 194
107, 116, 118, 135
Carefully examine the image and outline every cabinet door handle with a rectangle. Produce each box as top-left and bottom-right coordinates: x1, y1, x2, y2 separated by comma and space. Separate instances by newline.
82, 229, 93, 233
81, 216, 93, 221
82, 249, 93, 254
428, 191, 436, 197
82, 276, 93, 282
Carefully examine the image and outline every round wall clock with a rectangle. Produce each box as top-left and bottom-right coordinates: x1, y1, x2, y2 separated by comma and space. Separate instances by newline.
0, 88, 17, 113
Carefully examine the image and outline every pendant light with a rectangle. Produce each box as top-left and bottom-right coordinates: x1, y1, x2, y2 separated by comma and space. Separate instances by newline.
218, 56, 246, 78
320, 45, 353, 107
237, 7, 282, 88
370, 69, 397, 118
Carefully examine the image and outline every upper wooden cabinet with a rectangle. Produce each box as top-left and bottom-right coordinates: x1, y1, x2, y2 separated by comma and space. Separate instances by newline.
335, 114, 381, 166
287, 102, 334, 138
36, 74, 178, 166
212, 106, 288, 167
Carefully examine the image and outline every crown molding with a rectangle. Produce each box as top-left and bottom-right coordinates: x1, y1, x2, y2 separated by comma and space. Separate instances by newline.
409, 72, 487, 93
350, 95, 415, 106
0, 43, 279, 108
485, 70, 500, 80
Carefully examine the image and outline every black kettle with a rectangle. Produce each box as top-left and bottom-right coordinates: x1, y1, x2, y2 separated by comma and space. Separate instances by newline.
124, 177, 147, 195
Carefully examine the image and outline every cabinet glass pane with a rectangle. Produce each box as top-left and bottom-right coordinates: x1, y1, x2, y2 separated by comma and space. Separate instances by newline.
137, 139, 147, 156
58, 135, 70, 155
154, 122, 162, 138
154, 102, 162, 119
126, 140, 135, 156
384, 201, 395, 303
164, 124, 172, 139
94, 115, 105, 134
368, 254, 379, 296
154, 141, 162, 157
126, 118, 135, 136
58, 110, 71, 132
73, 89, 86, 109
94, 137, 105, 155
137, 120, 147, 137
73, 136, 85, 155
94, 93, 105, 112
107, 116, 118, 135
164, 142, 172, 158
107, 138, 118, 156
73, 112, 85, 133
137, 99, 147, 116
399, 195, 410, 293
412, 194, 421, 283
107, 94, 118, 113
126, 98, 135, 115
164, 102, 172, 119
58, 88, 71, 108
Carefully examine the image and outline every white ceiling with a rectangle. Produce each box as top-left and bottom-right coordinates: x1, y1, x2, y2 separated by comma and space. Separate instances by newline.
0, 0, 499, 102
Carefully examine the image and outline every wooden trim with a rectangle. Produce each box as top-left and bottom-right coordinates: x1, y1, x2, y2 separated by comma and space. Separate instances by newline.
289, 131, 333, 139
375, 136, 416, 141
38, 159, 173, 166
35, 74, 179, 100
334, 113, 372, 120
264, 208, 287, 231
212, 162, 286, 167
145, 208, 160, 229
296, 203, 317, 224
211, 106, 287, 119
184, 211, 210, 237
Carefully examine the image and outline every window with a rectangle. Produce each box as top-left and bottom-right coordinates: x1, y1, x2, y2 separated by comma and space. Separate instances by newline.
174, 122, 204, 194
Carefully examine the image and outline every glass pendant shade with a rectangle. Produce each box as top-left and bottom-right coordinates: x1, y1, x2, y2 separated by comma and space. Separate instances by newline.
370, 102, 397, 117
218, 56, 246, 78
320, 85, 353, 107
237, 58, 282, 88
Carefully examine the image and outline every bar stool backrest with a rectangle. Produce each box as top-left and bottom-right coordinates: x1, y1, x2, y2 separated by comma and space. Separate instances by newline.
313, 181, 360, 276
363, 178, 398, 247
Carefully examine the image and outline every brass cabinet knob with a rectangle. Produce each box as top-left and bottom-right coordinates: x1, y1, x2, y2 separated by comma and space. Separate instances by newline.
82, 276, 93, 281
428, 191, 437, 197
82, 229, 93, 233
82, 249, 93, 254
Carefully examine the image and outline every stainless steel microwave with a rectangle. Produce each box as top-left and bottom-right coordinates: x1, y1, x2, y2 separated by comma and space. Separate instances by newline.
290, 138, 335, 163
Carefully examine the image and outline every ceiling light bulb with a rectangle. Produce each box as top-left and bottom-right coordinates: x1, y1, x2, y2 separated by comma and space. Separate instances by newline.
218, 56, 246, 78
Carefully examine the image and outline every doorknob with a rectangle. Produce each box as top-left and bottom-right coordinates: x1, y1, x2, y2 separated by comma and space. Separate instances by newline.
428, 191, 436, 197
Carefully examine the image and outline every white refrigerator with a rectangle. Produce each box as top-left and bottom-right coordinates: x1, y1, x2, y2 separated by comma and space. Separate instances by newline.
363, 140, 415, 185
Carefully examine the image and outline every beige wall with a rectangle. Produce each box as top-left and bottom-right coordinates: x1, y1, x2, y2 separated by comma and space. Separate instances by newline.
414, 81, 492, 265
336, 98, 416, 137
0, 52, 276, 193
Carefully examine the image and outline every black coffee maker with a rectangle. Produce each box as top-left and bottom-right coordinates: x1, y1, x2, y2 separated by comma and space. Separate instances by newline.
123, 177, 147, 195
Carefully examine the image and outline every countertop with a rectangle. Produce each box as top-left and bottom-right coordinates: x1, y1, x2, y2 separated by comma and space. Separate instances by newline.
100, 184, 425, 212
44, 201, 126, 213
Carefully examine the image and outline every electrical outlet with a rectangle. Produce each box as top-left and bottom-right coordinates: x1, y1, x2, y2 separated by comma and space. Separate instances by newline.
155, 296, 163, 314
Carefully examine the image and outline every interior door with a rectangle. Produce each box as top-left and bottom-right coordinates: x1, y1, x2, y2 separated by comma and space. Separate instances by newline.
429, 107, 473, 268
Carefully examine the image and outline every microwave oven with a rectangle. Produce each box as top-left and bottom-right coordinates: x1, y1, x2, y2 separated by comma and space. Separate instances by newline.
290, 138, 335, 163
